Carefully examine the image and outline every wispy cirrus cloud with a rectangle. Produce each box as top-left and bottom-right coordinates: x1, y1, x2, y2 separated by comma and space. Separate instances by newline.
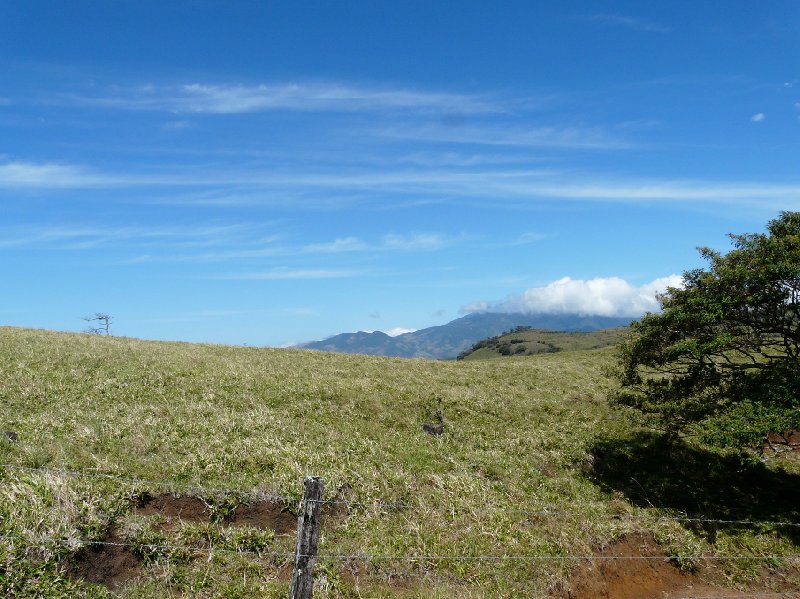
219, 268, 360, 281
66, 82, 502, 115
301, 233, 453, 255
579, 13, 670, 34
376, 123, 630, 149
5, 159, 800, 211
0, 161, 112, 188
130, 233, 451, 264
0, 223, 258, 250
381, 233, 446, 251
301, 237, 368, 254
509, 232, 549, 246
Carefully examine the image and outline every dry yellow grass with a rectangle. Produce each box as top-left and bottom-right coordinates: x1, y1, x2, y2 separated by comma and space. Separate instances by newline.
1, 327, 797, 597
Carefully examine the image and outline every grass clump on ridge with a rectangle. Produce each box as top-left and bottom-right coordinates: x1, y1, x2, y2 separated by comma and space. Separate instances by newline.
0, 326, 798, 597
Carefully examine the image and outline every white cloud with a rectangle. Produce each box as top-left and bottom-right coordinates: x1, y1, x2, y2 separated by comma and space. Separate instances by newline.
377, 124, 630, 150
5, 158, 800, 212
220, 268, 358, 281
512, 232, 548, 245
385, 327, 416, 337
0, 161, 109, 188
71, 82, 500, 115
582, 14, 670, 34
0, 223, 255, 249
751, 113, 766, 122
465, 275, 683, 317
162, 120, 192, 130
381, 233, 445, 251
302, 237, 368, 254
363, 327, 417, 337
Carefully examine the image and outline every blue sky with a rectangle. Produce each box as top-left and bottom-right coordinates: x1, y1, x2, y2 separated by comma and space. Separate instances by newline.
2, 1, 799, 346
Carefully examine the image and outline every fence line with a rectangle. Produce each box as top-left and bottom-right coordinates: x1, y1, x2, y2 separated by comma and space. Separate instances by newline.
0, 533, 296, 560
4, 463, 800, 529
0, 463, 298, 504
2, 533, 800, 565
677, 594, 800, 599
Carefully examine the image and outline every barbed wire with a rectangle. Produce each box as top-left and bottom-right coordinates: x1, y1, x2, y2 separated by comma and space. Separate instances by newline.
3, 533, 800, 565
0, 463, 299, 504
3, 463, 800, 529
0, 533, 295, 561
318, 553, 800, 563
677, 594, 800, 599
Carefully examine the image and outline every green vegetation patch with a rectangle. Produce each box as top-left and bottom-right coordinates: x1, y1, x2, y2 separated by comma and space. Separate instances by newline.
0, 327, 798, 597
457, 327, 625, 361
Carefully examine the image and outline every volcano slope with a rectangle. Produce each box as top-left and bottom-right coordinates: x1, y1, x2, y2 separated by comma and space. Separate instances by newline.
1, 327, 798, 598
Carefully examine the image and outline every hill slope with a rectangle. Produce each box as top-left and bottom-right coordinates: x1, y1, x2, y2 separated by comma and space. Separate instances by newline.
458, 327, 626, 360
1, 327, 797, 598
300, 311, 632, 359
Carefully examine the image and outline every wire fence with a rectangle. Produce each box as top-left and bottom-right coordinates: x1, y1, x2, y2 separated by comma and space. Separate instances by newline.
677, 594, 800, 599
3, 462, 800, 528
3, 531, 800, 565
2, 462, 800, 596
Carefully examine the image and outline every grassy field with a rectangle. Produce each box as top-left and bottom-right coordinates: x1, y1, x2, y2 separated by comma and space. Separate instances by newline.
1, 327, 799, 598
458, 328, 624, 361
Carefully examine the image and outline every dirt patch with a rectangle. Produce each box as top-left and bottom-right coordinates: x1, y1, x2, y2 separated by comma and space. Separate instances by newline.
136, 494, 210, 522
230, 500, 297, 535
68, 530, 140, 590
552, 533, 795, 599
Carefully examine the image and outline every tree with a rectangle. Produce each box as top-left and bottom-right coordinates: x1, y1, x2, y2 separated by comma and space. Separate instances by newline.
614, 212, 800, 448
83, 312, 113, 336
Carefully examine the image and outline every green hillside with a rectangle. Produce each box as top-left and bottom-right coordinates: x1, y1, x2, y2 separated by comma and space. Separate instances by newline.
1, 327, 798, 598
457, 327, 625, 361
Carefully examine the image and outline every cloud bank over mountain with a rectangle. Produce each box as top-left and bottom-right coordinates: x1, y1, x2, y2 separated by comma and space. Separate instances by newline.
464, 275, 682, 317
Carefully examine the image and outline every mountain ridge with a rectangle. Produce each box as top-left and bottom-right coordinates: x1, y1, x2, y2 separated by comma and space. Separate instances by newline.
298, 312, 633, 359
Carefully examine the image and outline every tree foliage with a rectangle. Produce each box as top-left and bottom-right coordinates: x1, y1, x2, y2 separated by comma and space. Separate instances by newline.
614, 212, 800, 448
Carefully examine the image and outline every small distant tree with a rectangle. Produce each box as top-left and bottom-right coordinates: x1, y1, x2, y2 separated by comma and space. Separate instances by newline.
84, 312, 112, 336
614, 212, 800, 449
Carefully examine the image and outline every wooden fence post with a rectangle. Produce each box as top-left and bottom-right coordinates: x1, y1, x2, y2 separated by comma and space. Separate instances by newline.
290, 476, 324, 599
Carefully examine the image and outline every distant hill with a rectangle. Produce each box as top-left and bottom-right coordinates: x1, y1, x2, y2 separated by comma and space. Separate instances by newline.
457, 326, 626, 361
298, 312, 632, 359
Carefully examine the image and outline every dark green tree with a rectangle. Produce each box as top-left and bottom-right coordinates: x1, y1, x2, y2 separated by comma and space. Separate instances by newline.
614, 211, 800, 448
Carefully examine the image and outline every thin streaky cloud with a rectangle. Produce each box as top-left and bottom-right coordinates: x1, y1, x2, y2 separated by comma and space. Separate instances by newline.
5, 160, 800, 210
0, 161, 112, 188
219, 268, 360, 281
375, 124, 631, 149
302, 237, 368, 254
0, 223, 260, 249
381, 233, 446, 251
509, 232, 549, 246
63, 82, 503, 115
382, 152, 540, 168
129, 233, 452, 264
580, 13, 670, 34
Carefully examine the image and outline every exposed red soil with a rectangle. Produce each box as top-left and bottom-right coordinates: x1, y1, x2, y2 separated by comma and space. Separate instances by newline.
136, 493, 298, 534
229, 500, 297, 534
68, 531, 140, 590
68, 493, 297, 590
552, 533, 800, 599
135, 494, 210, 522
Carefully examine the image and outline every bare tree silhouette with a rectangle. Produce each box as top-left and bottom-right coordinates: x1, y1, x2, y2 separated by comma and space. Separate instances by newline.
83, 313, 112, 336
